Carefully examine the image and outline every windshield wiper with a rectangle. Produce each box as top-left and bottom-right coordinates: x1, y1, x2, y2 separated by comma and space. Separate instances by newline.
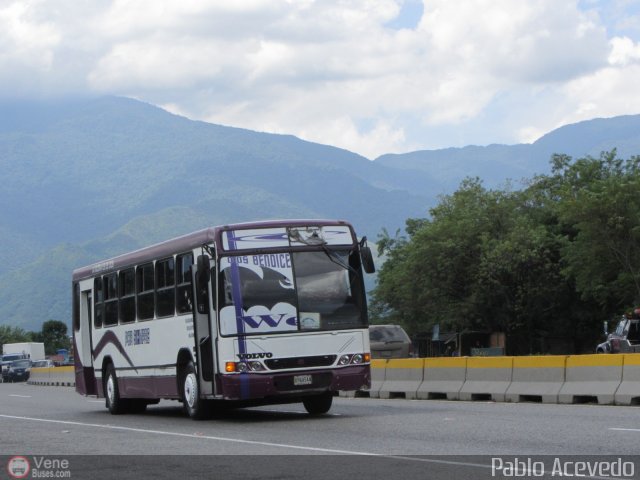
321, 244, 359, 276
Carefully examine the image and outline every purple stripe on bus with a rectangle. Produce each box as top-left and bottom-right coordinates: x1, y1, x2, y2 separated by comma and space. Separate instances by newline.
226, 230, 250, 400
92, 330, 137, 371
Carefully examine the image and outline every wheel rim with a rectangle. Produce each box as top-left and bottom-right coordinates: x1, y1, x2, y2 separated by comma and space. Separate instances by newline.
106, 374, 115, 405
184, 373, 197, 409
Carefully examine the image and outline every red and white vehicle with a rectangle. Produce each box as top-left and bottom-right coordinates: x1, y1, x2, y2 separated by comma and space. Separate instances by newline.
72, 220, 375, 419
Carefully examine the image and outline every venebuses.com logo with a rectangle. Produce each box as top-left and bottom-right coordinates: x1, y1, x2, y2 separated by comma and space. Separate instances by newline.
6, 456, 71, 478
6, 456, 30, 479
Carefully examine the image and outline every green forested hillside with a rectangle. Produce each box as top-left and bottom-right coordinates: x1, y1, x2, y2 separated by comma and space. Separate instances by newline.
1, 96, 639, 331
375, 114, 640, 192
0, 96, 431, 329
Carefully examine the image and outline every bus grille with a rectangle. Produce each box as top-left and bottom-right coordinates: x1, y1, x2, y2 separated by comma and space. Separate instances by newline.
265, 355, 336, 370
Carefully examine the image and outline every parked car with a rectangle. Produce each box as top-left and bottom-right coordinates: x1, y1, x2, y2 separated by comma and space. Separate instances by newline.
4, 359, 32, 382
1, 353, 28, 382
31, 359, 55, 368
369, 324, 414, 359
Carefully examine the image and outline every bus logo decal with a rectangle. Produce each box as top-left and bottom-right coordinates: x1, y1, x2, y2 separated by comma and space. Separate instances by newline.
237, 352, 273, 360
241, 314, 297, 329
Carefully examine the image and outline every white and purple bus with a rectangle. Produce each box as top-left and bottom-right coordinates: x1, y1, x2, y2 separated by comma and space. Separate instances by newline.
72, 220, 375, 419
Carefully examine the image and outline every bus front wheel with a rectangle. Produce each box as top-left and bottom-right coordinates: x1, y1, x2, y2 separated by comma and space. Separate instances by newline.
180, 362, 211, 420
302, 392, 333, 415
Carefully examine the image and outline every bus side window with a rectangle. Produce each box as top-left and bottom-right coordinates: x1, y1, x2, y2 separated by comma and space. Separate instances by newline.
176, 253, 194, 314
136, 263, 155, 321
94, 277, 103, 328
156, 257, 175, 317
119, 268, 135, 324
103, 273, 118, 326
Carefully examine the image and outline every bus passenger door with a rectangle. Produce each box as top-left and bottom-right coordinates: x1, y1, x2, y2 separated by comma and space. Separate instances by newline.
75, 280, 97, 395
192, 254, 216, 397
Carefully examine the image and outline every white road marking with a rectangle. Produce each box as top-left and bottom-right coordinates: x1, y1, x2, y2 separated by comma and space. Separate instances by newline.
8, 395, 32, 398
610, 427, 640, 433
0, 413, 489, 470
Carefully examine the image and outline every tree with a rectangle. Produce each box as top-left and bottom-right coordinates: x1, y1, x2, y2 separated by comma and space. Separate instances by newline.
38, 320, 70, 355
372, 178, 526, 335
371, 151, 639, 354
551, 151, 640, 312
0, 325, 34, 346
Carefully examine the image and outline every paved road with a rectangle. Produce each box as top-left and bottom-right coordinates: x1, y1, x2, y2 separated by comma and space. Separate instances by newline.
1, 382, 639, 479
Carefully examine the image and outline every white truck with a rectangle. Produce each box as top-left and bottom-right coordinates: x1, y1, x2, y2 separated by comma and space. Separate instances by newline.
2, 342, 45, 360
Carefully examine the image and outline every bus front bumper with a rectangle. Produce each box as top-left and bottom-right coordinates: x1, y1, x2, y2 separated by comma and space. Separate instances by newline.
219, 364, 370, 401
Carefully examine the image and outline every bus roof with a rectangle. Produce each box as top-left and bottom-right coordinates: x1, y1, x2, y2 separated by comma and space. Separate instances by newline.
72, 219, 353, 281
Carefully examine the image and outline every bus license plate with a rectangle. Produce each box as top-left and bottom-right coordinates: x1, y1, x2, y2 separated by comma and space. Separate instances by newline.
293, 374, 312, 386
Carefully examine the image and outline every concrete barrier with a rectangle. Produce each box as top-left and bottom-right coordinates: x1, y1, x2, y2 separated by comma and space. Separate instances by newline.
28, 367, 51, 385
505, 356, 567, 403
459, 357, 513, 402
340, 360, 386, 398
28, 366, 75, 387
23, 355, 638, 406
417, 357, 467, 400
558, 354, 623, 405
378, 358, 424, 399
368, 359, 387, 398
614, 354, 640, 406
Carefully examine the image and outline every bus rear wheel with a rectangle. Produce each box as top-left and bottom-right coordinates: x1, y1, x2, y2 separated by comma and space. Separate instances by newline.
302, 392, 333, 415
104, 364, 126, 415
180, 362, 211, 420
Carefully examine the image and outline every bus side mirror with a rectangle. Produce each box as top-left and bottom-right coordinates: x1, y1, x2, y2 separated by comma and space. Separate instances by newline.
603, 320, 609, 335
195, 255, 210, 314
359, 237, 375, 274
361, 246, 375, 274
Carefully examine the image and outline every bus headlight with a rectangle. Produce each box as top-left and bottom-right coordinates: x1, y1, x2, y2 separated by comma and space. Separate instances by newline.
248, 361, 265, 371
236, 362, 249, 373
226, 361, 265, 373
336, 353, 370, 366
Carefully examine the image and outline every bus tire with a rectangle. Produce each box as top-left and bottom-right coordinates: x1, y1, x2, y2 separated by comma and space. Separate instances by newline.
302, 392, 333, 415
104, 364, 126, 415
181, 362, 211, 420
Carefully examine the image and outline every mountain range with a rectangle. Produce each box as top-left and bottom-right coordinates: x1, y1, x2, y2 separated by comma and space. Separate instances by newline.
1, 96, 639, 331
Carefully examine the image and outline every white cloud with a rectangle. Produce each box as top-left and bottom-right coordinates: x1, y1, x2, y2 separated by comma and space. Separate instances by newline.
0, 0, 638, 157
609, 36, 640, 65
0, 2, 60, 76
563, 63, 640, 119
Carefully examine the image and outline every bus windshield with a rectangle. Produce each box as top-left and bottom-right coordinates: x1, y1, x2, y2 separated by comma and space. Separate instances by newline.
219, 250, 366, 336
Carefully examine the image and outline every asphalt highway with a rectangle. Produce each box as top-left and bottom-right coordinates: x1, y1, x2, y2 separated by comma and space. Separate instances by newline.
1, 383, 639, 479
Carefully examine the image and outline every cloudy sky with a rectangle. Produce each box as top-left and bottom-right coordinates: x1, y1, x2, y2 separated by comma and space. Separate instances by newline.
2, 0, 640, 158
